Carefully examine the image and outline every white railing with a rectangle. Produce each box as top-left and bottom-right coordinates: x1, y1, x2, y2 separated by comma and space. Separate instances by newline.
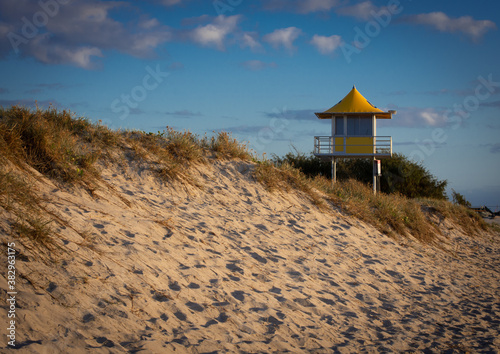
313, 136, 392, 157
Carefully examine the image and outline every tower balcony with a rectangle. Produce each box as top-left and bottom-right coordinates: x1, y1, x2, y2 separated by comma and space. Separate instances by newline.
313, 136, 392, 158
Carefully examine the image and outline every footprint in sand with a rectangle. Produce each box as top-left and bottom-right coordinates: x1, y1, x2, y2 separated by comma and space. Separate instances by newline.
185, 301, 204, 312
318, 297, 335, 306
169, 281, 181, 291
255, 224, 268, 231
203, 319, 218, 328
123, 230, 135, 238
162, 230, 174, 240
174, 311, 187, 321
82, 313, 95, 323
216, 312, 229, 323
95, 337, 115, 348
294, 298, 316, 308
226, 262, 244, 274
179, 263, 190, 270
269, 286, 281, 294
231, 290, 245, 301
151, 291, 170, 302
288, 269, 305, 282
261, 315, 284, 335
249, 252, 267, 264
47, 282, 57, 292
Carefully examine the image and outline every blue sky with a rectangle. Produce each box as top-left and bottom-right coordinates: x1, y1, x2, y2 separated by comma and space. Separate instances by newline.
1, 0, 499, 207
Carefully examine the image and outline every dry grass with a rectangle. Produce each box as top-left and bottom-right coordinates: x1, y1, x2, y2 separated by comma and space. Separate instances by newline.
419, 198, 488, 235
0, 166, 53, 246
255, 160, 489, 244
203, 131, 251, 160
0, 106, 117, 184
254, 161, 325, 208
313, 177, 490, 243
0, 106, 251, 186
0, 105, 117, 247
316, 177, 438, 242
0, 167, 39, 212
0, 105, 491, 248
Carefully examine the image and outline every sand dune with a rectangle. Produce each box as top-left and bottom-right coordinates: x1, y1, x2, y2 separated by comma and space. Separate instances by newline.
1, 158, 499, 353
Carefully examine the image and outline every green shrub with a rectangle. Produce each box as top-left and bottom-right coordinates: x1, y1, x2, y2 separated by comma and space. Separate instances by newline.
274, 151, 448, 200
451, 189, 472, 208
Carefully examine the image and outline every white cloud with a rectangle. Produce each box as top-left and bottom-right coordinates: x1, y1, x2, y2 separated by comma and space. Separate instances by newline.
403, 12, 496, 40
310, 34, 342, 54
27, 35, 103, 69
165, 110, 202, 117
263, 27, 302, 52
0, 0, 172, 68
240, 60, 276, 71
420, 110, 444, 126
157, 0, 186, 6
384, 107, 449, 128
298, 0, 339, 13
263, 0, 339, 14
336, 1, 381, 21
189, 15, 240, 50
139, 18, 161, 30
240, 32, 263, 52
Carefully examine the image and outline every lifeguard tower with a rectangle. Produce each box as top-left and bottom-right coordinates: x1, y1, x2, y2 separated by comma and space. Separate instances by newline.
313, 86, 395, 194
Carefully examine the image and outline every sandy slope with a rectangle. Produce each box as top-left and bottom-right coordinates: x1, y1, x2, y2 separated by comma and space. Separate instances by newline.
1, 158, 499, 353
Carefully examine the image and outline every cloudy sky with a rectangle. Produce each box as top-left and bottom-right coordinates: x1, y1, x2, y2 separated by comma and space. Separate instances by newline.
1, 0, 499, 206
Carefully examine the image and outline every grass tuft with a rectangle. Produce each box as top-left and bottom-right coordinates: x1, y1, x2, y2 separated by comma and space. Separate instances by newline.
0, 106, 106, 183
312, 177, 439, 241
419, 198, 488, 235
204, 131, 251, 160
311, 176, 488, 243
0, 166, 54, 246
13, 216, 53, 245
254, 161, 325, 208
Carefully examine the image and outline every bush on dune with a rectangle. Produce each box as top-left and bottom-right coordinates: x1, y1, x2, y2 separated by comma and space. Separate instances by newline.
274, 151, 448, 200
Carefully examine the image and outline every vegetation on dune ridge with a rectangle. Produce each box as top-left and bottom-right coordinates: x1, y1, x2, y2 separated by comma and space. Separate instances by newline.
273, 149, 448, 200
0, 106, 490, 248
0, 106, 251, 245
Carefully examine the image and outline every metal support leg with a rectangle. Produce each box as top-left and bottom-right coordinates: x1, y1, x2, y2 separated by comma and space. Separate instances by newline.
331, 157, 337, 189
334, 158, 337, 184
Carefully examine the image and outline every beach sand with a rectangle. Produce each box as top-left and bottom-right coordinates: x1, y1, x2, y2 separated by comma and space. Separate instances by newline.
1, 158, 499, 353
484, 216, 500, 226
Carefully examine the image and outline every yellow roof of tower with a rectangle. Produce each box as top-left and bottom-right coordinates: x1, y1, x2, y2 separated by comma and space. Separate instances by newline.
315, 86, 394, 119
